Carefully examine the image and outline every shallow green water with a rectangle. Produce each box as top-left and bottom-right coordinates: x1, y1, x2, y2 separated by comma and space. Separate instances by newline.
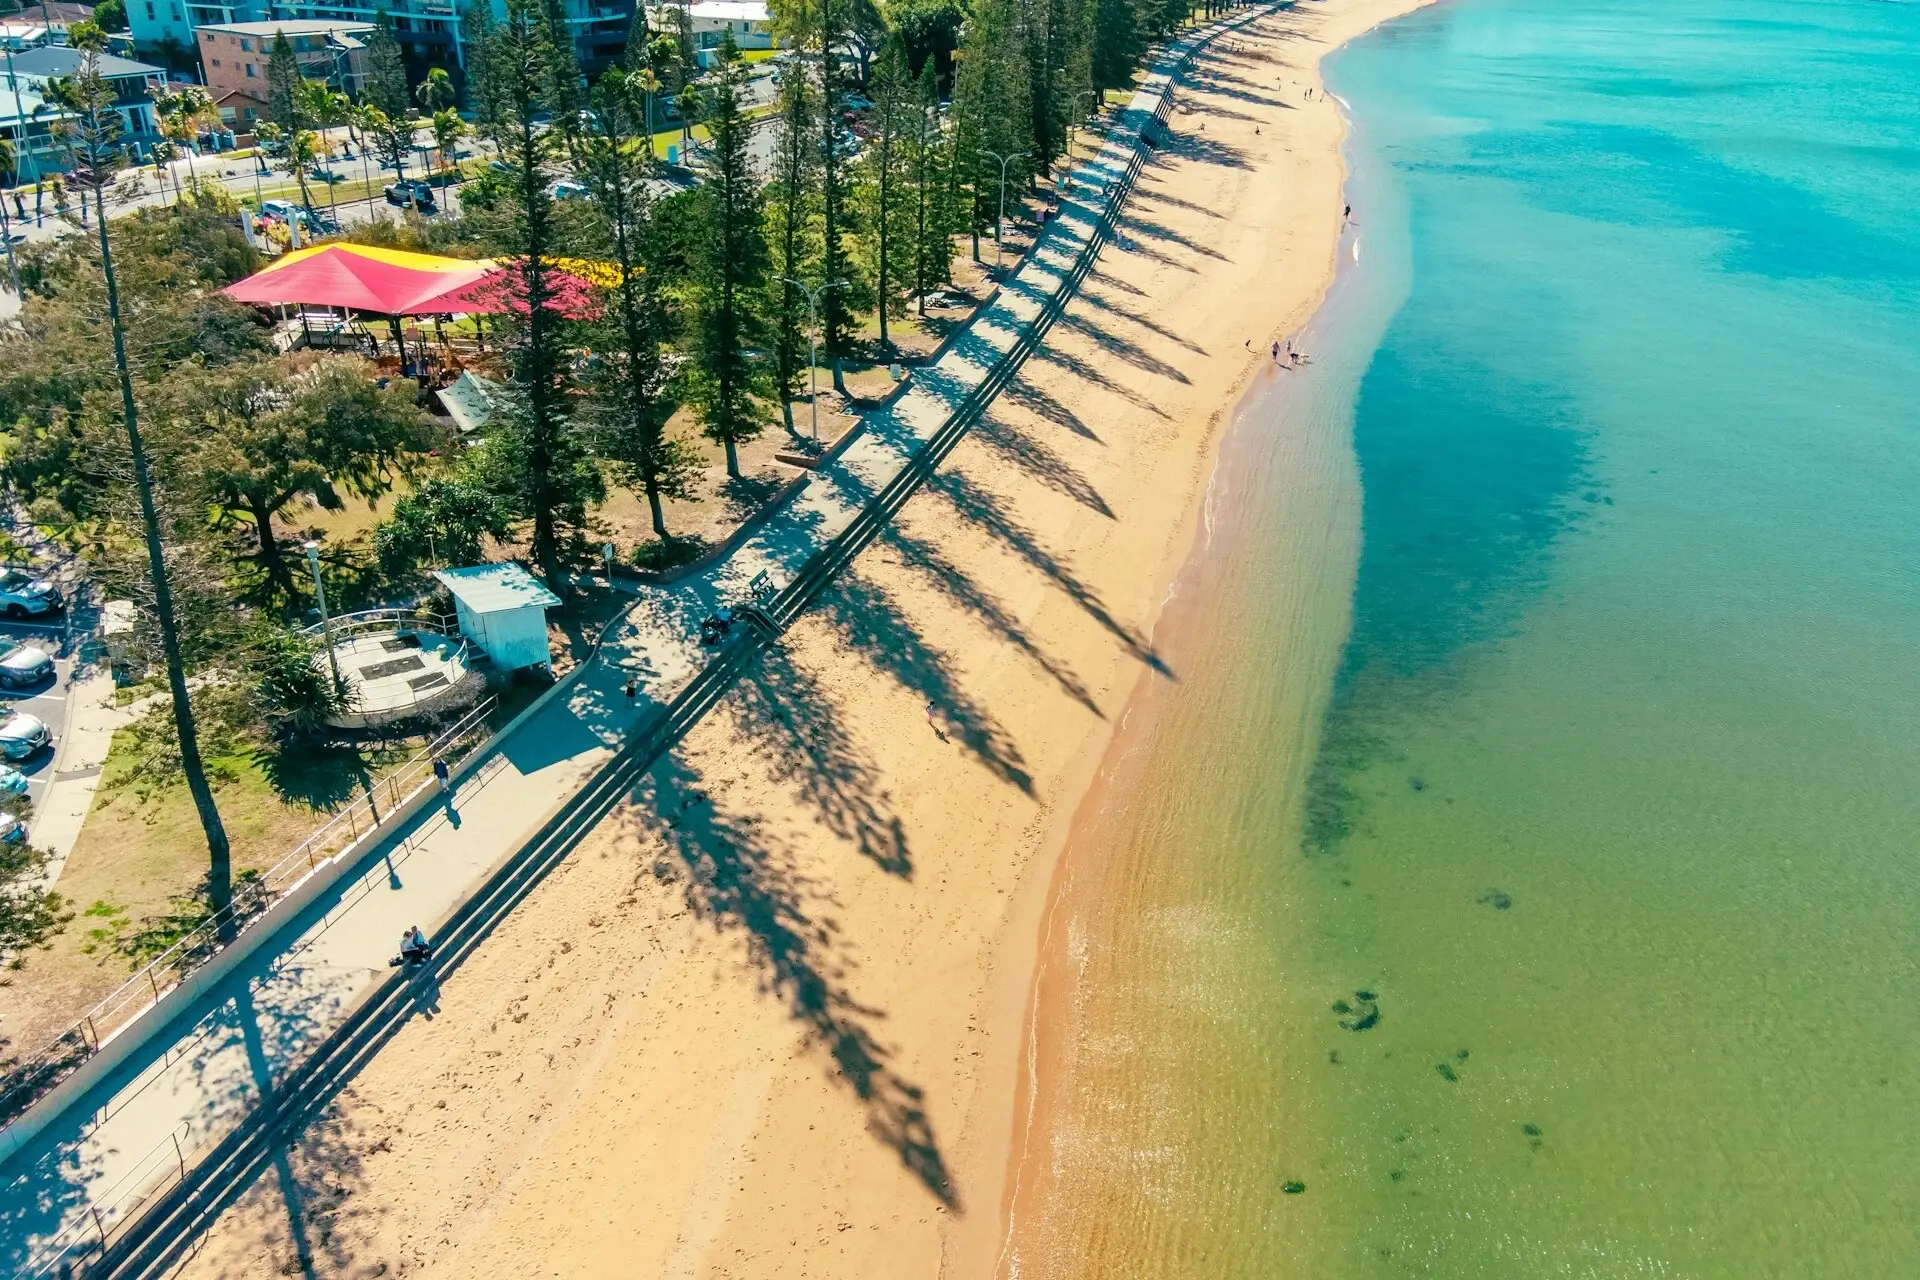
1300, 0, 1920, 1271
1009, 0, 1920, 1274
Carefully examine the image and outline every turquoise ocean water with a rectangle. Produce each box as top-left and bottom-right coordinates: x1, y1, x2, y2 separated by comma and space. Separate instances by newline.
1007, 0, 1920, 1273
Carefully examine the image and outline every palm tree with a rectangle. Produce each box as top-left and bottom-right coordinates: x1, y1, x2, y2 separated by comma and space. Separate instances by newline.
416, 66, 457, 114
156, 87, 213, 189
430, 107, 467, 182
296, 80, 346, 222
148, 135, 177, 202
355, 104, 386, 194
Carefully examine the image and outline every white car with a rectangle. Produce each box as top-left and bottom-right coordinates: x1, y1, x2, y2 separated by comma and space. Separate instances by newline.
550, 179, 593, 201
0, 641, 53, 689
0, 812, 24, 845
0, 765, 27, 795
0, 710, 50, 761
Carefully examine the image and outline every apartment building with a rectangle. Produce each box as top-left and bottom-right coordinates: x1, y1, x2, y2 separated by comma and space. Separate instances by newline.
194, 18, 370, 99
127, 0, 636, 79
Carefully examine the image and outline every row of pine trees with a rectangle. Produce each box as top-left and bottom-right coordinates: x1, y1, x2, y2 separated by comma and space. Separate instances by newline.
449, 0, 1249, 578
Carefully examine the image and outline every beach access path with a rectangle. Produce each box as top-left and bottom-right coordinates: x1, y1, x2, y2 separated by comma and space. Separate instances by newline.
0, 10, 1265, 1273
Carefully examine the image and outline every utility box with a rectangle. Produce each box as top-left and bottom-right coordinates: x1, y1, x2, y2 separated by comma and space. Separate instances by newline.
102, 599, 140, 684
432, 564, 561, 673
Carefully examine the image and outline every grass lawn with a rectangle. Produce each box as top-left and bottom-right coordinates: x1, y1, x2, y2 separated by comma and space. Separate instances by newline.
0, 730, 417, 1067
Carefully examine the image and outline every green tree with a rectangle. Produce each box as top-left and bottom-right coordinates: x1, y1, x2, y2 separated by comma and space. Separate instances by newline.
249, 625, 353, 740
860, 39, 916, 348
374, 475, 516, 578
576, 73, 697, 537
57, 41, 234, 934
909, 57, 952, 314
94, 0, 129, 32
431, 107, 468, 180
155, 354, 440, 599
688, 34, 768, 478
951, 0, 1031, 258
764, 57, 819, 435
366, 10, 415, 178
460, 1, 508, 154
265, 31, 305, 140
889, 0, 966, 84
479, 0, 605, 597
417, 66, 458, 115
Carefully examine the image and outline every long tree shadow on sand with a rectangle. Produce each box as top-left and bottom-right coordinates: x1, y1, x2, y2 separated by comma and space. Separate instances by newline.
925, 468, 1174, 680
971, 404, 1115, 519
813, 568, 1036, 795
633, 753, 959, 1209
731, 646, 914, 878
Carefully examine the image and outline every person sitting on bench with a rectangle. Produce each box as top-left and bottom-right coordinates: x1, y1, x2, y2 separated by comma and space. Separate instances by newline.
396, 925, 432, 966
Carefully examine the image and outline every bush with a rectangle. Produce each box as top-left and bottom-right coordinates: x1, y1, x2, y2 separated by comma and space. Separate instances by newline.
250, 628, 355, 740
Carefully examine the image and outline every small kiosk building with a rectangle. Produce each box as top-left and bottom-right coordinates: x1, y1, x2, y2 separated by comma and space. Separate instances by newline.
432, 564, 561, 672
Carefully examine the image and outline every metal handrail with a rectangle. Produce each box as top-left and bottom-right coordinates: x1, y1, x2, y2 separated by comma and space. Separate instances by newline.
13, 1122, 192, 1279
0, 698, 498, 1128
298, 606, 457, 643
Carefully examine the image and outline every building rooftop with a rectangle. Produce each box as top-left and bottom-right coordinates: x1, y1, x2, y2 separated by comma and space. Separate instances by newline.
194, 18, 375, 38
432, 564, 562, 615
3, 45, 162, 79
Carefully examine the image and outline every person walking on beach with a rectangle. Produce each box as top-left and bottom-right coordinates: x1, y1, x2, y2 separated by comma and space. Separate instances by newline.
623, 675, 639, 706
1271, 340, 1282, 363
926, 700, 948, 743
432, 755, 451, 796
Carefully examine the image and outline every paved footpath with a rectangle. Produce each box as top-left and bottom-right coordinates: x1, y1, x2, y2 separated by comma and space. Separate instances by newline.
0, 11, 1263, 1273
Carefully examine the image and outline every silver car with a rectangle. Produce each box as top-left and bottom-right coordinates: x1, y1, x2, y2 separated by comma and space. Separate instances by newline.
0, 711, 50, 760
0, 812, 23, 845
0, 569, 62, 619
0, 642, 53, 689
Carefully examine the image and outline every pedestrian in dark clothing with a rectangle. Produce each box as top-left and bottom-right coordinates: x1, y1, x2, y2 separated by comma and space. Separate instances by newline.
432, 756, 451, 795
624, 675, 639, 705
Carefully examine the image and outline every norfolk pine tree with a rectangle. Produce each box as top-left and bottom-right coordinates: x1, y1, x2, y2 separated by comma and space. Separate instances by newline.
483, 0, 604, 597
860, 40, 916, 349
61, 36, 235, 934
366, 11, 415, 178
577, 71, 696, 537
765, 58, 820, 435
689, 34, 769, 477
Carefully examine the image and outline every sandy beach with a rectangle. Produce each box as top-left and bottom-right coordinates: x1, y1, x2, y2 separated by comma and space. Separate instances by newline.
169, 3, 1432, 1275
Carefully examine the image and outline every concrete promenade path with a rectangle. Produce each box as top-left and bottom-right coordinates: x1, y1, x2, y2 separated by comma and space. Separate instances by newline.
0, 11, 1261, 1273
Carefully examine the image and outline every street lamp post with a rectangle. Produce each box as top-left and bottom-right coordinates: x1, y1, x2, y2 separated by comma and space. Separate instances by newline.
777, 276, 846, 443
304, 540, 343, 690
1070, 89, 1099, 156
980, 148, 1029, 277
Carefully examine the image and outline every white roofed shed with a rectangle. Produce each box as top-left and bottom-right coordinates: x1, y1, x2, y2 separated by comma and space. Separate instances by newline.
432, 564, 561, 672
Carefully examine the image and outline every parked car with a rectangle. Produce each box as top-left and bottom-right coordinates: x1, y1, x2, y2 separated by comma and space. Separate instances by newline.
0, 813, 24, 845
0, 710, 50, 761
384, 179, 437, 210
550, 179, 592, 201
0, 765, 28, 796
0, 569, 62, 619
258, 200, 336, 234
487, 159, 513, 174
0, 642, 53, 689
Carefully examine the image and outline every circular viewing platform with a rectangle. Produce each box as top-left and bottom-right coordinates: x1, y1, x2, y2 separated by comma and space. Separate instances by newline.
306, 611, 488, 729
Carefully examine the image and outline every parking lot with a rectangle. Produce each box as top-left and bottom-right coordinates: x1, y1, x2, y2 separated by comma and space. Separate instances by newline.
0, 613, 86, 829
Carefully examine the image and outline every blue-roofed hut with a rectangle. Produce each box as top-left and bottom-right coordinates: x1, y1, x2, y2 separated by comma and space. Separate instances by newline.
432, 564, 562, 672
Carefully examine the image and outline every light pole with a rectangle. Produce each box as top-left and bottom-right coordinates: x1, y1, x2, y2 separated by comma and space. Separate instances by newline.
778, 275, 846, 442
1071, 89, 1098, 157
304, 540, 343, 690
980, 148, 1028, 277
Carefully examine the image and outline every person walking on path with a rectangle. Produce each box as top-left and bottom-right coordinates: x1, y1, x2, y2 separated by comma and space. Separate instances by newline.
624, 675, 639, 706
432, 755, 451, 796
926, 700, 948, 742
